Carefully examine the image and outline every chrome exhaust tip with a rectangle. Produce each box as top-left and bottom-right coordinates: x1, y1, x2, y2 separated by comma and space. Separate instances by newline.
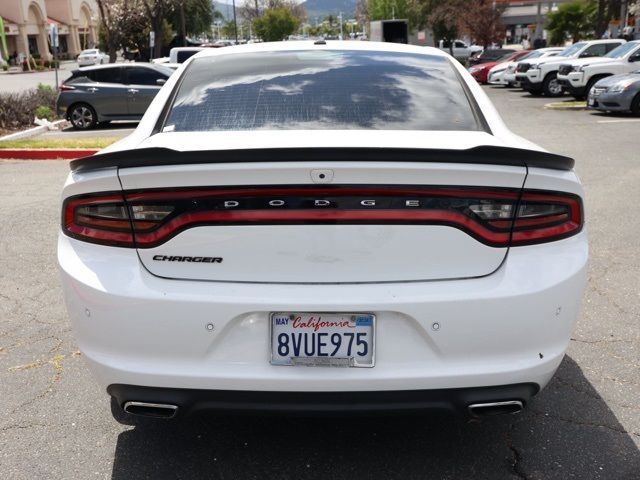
123, 401, 179, 419
468, 400, 523, 417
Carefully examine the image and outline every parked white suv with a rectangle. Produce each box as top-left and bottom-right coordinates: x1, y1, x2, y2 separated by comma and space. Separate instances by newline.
491, 47, 564, 86
437, 39, 483, 59
516, 39, 625, 96
557, 40, 640, 99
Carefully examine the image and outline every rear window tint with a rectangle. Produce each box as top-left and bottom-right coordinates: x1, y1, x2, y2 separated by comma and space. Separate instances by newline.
164, 50, 481, 132
177, 50, 200, 63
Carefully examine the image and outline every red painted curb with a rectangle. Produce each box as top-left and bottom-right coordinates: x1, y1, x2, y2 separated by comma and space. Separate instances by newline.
0, 149, 98, 160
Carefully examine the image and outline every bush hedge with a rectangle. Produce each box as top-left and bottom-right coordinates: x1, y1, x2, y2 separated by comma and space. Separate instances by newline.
0, 84, 57, 131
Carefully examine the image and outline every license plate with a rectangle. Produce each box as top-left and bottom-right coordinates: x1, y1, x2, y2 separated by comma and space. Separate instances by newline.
588, 98, 596, 106
270, 312, 375, 367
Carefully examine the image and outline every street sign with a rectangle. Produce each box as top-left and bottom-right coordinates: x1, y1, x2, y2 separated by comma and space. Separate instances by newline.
49, 23, 59, 48
149, 31, 155, 48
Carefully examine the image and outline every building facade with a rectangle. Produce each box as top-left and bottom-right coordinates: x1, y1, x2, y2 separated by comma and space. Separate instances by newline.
1, 0, 99, 62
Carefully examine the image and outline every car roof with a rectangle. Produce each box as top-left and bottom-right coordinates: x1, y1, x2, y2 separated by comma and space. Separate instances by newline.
191, 40, 451, 60
582, 39, 627, 44
170, 47, 205, 51
76, 63, 156, 72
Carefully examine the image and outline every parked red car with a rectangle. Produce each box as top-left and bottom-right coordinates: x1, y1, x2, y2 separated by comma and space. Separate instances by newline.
468, 50, 531, 84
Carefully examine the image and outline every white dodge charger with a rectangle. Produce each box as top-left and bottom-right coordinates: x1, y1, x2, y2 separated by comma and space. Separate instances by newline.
58, 41, 587, 420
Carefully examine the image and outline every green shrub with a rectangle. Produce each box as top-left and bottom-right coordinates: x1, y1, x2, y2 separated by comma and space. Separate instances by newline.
2, 65, 7, 71
35, 105, 54, 120
44, 60, 50, 68
0, 85, 57, 130
37, 83, 54, 94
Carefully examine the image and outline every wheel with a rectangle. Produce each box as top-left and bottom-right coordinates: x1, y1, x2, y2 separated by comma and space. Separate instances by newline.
99, 58, 104, 65
631, 93, 640, 116
542, 72, 564, 97
69, 103, 97, 130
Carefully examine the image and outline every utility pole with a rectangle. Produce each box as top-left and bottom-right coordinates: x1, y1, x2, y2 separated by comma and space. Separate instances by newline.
232, 0, 239, 44
180, 0, 187, 46
339, 12, 343, 39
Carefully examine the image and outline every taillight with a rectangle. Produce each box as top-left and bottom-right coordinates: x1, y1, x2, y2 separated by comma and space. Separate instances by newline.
59, 84, 75, 92
62, 194, 173, 247
510, 191, 583, 245
62, 187, 583, 248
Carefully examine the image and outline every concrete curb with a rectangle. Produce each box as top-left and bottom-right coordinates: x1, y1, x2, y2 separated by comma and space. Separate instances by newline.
0, 149, 97, 160
0, 120, 69, 142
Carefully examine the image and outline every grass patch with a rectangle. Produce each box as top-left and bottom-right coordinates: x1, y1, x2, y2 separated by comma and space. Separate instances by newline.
544, 100, 587, 110
0, 137, 118, 149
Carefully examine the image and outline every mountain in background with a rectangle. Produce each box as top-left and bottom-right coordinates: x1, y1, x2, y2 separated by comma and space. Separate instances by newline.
212, 0, 357, 23
213, 1, 233, 21
301, 0, 356, 22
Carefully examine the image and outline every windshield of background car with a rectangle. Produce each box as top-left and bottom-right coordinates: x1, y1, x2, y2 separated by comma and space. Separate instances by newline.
164, 50, 482, 131
522, 50, 544, 60
559, 43, 586, 57
604, 42, 640, 58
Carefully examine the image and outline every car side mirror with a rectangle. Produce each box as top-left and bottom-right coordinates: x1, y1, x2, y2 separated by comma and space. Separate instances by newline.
156, 78, 166, 86
629, 54, 640, 63
579, 51, 591, 58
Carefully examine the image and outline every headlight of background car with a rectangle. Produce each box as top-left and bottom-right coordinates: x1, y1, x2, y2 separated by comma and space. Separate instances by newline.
609, 82, 632, 93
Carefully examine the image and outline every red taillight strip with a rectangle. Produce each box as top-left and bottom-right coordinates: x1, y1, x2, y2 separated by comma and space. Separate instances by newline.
124, 186, 520, 202
133, 209, 512, 247
62, 187, 583, 249
65, 223, 134, 246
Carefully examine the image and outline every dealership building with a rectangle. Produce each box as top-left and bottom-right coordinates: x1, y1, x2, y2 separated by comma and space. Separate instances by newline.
0, 0, 99, 62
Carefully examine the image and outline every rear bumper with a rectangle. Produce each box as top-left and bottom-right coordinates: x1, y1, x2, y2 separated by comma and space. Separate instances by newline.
108, 383, 539, 416
59, 228, 588, 396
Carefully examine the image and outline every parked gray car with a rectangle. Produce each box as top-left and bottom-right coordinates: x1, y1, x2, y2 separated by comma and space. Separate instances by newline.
587, 69, 640, 115
56, 63, 174, 130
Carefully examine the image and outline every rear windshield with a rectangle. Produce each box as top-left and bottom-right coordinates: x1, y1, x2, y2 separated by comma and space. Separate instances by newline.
163, 50, 482, 132
177, 50, 201, 63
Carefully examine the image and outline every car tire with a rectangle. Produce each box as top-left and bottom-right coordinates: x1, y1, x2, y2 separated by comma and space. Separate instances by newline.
576, 77, 606, 101
69, 103, 98, 130
542, 72, 563, 97
631, 93, 640, 116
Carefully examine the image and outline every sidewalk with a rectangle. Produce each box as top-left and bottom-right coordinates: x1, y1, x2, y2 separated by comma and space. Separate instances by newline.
0, 61, 78, 92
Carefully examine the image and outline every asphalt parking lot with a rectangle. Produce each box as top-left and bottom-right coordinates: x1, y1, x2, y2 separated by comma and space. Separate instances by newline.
1, 86, 638, 479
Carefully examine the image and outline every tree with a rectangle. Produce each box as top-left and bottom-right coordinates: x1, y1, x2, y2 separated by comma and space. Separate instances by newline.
458, 0, 507, 48
253, 7, 300, 41
368, 0, 411, 21
424, 0, 461, 55
96, 0, 148, 62
170, 0, 217, 41
142, 0, 177, 58
546, 0, 597, 44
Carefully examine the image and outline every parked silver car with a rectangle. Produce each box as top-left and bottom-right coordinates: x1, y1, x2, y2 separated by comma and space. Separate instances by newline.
587, 69, 640, 115
56, 64, 174, 130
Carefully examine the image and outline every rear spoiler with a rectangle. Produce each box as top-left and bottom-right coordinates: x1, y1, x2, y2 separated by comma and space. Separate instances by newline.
69, 146, 575, 173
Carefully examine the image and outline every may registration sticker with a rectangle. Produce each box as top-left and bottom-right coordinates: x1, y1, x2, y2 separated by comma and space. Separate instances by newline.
270, 313, 375, 367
